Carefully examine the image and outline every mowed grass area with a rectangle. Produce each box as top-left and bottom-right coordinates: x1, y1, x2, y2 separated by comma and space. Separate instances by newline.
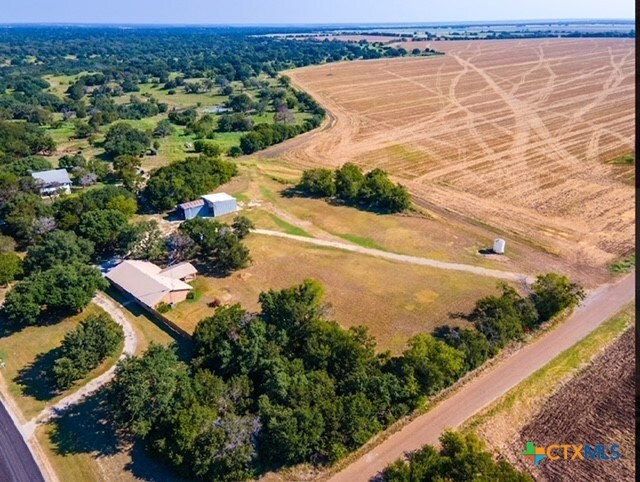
462, 302, 635, 440
167, 233, 505, 353
0, 304, 120, 420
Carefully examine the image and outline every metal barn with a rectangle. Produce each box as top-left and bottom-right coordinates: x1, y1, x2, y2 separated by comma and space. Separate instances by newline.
178, 199, 208, 220
202, 193, 238, 217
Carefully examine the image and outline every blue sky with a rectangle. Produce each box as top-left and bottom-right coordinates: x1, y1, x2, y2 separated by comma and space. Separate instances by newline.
0, 0, 634, 24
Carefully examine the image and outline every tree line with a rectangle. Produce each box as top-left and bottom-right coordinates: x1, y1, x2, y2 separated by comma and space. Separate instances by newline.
107, 273, 583, 480
296, 163, 412, 213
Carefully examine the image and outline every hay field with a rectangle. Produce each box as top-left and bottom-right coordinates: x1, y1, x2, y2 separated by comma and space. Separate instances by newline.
267, 39, 635, 270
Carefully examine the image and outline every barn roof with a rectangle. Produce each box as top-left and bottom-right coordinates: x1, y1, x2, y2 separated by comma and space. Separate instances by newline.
202, 192, 236, 203
178, 199, 205, 210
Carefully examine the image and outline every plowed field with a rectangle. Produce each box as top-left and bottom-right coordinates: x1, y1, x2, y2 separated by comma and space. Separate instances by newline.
267, 39, 635, 269
511, 329, 635, 481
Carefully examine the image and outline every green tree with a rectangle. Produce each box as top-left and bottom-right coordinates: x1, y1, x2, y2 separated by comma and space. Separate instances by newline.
103, 122, 151, 158
153, 118, 175, 137
125, 220, 166, 262
232, 216, 255, 239
23, 230, 94, 274
78, 209, 130, 255
2, 262, 107, 325
193, 140, 222, 157
110, 343, 191, 437
402, 334, 465, 395
0, 252, 23, 286
334, 163, 365, 202
532, 273, 585, 322
52, 312, 124, 389
298, 168, 336, 197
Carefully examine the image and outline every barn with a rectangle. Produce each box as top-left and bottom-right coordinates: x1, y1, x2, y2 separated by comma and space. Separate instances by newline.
202, 193, 238, 217
178, 199, 207, 220
178, 192, 238, 220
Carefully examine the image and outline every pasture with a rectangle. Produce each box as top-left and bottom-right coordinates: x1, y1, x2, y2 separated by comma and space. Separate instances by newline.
266, 38, 635, 272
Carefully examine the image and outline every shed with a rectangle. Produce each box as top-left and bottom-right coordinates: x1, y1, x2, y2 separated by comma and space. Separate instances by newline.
493, 238, 506, 254
202, 193, 238, 218
178, 199, 207, 220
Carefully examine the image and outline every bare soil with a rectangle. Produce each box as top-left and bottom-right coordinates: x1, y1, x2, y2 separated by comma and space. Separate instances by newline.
507, 329, 635, 481
264, 38, 635, 274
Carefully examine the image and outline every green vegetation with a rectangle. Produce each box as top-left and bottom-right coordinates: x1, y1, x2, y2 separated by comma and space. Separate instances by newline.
0, 251, 23, 286
108, 272, 581, 481
296, 163, 411, 213
177, 217, 252, 274
268, 213, 312, 237
2, 262, 107, 325
143, 155, 237, 211
52, 313, 124, 389
609, 153, 635, 164
381, 431, 531, 481
609, 253, 635, 274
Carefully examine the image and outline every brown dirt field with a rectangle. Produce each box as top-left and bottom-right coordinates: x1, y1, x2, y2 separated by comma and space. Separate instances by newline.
508, 329, 635, 481
263, 38, 635, 273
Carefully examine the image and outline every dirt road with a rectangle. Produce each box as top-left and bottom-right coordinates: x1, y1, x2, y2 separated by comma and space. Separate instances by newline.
328, 272, 635, 482
253, 229, 534, 283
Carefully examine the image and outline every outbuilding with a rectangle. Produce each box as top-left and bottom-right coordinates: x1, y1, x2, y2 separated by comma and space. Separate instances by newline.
202, 193, 238, 217
31, 168, 72, 196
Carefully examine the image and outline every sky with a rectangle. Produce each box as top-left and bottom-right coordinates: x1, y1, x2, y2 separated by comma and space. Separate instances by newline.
0, 0, 634, 24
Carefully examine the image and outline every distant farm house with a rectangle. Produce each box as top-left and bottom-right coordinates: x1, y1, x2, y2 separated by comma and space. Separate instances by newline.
31, 168, 72, 196
178, 192, 238, 220
105, 260, 197, 310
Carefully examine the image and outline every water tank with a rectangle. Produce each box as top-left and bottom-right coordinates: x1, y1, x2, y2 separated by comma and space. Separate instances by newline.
493, 238, 506, 254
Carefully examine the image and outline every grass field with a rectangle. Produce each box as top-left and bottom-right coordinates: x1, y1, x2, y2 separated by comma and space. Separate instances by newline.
166, 233, 508, 352
267, 38, 635, 272
0, 304, 120, 420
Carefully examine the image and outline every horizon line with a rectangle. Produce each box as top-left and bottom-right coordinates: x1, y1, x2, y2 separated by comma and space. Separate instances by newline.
0, 18, 635, 28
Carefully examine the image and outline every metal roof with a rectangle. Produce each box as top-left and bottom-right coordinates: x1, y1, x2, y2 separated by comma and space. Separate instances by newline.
31, 169, 72, 186
159, 262, 198, 280
105, 260, 196, 308
178, 199, 205, 210
202, 192, 236, 204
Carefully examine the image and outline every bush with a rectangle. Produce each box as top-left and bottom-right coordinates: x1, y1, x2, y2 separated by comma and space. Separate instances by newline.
193, 139, 222, 157
156, 302, 171, 313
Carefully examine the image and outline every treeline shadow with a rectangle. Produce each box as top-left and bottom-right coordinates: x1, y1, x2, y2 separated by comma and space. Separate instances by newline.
14, 346, 63, 401
48, 388, 121, 457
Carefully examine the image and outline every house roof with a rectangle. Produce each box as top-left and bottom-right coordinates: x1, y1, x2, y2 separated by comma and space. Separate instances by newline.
178, 199, 205, 210
159, 262, 198, 280
202, 192, 236, 204
105, 260, 196, 308
31, 169, 72, 186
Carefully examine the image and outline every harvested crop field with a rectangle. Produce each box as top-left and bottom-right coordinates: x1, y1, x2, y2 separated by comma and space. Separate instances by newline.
510, 328, 635, 481
266, 38, 635, 270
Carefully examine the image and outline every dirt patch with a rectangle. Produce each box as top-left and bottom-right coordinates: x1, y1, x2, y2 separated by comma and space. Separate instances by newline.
507, 329, 635, 481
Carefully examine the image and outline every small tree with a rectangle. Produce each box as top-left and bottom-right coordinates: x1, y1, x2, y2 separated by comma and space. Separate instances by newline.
298, 168, 336, 197
0, 252, 23, 286
532, 273, 585, 322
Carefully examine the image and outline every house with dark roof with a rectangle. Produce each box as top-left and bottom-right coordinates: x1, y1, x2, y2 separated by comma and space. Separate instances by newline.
31, 168, 72, 196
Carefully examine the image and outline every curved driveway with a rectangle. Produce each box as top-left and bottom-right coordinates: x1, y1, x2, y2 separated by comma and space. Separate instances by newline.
328, 272, 635, 482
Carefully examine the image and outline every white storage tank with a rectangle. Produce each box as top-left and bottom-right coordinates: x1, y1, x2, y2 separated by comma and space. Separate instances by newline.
493, 238, 506, 254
